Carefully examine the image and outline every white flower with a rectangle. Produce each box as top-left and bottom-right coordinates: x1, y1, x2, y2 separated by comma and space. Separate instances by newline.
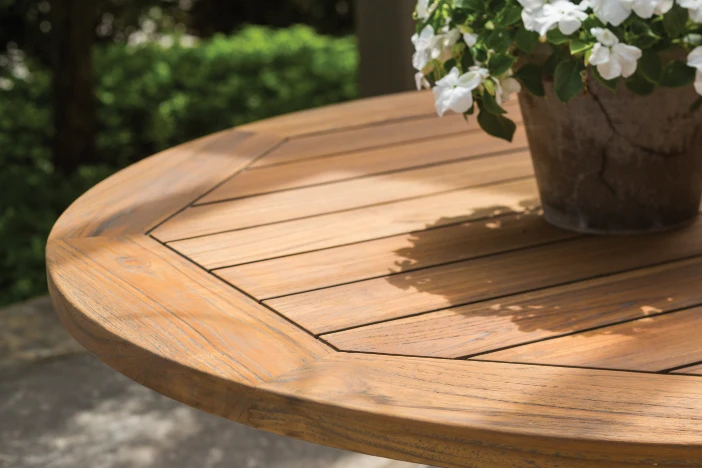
411, 25, 460, 71
589, 28, 643, 80
521, 0, 589, 37
687, 46, 702, 95
591, 0, 672, 25
433, 66, 488, 116
463, 32, 478, 47
590, 0, 631, 25
412, 25, 437, 71
436, 27, 461, 63
415, 71, 431, 90
679, 0, 702, 22
625, 0, 674, 18
416, 0, 431, 19
494, 71, 522, 105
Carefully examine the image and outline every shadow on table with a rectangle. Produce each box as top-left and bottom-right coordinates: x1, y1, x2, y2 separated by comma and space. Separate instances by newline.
382, 210, 702, 363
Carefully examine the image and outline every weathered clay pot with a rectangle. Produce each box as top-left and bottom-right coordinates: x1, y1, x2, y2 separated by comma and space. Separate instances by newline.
519, 76, 702, 234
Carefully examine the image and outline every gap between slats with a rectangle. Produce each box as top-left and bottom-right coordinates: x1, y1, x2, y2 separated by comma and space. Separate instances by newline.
266, 217, 702, 335
154, 150, 535, 242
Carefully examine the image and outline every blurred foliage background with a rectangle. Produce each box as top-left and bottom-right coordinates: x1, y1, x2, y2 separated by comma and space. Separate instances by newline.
0, 0, 358, 306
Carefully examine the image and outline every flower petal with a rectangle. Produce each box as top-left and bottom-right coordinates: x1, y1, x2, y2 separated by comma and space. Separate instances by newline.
446, 87, 475, 114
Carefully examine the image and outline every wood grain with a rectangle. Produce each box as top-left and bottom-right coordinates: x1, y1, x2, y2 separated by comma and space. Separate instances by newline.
47, 235, 330, 416
268, 217, 702, 335
237, 90, 437, 137
249, 113, 469, 169
218, 212, 575, 300
154, 151, 534, 241
674, 364, 702, 375
168, 177, 540, 269
249, 99, 521, 169
49, 130, 283, 240
199, 127, 528, 203
48, 91, 702, 468
324, 257, 702, 357
476, 306, 702, 371
247, 353, 702, 467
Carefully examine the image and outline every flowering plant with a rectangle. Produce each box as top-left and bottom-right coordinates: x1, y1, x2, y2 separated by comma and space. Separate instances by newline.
413, 0, 702, 141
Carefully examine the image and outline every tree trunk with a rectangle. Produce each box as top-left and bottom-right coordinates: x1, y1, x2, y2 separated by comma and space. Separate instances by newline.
52, 0, 98, 174
356, 0, 416, 97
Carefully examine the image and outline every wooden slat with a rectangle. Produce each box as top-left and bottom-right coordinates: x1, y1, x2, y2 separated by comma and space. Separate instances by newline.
218, 212, 575, 300
246, 353, 702, 467
49, 130, 283, 240
324, 257, 702, 358
268, 218, 702, 335
250, 113, 470, 169
476, 307, 702, 372
154, 151, 534, 241
168, 178, 541, 269
200, 126, 528, 202
244, 100, 518, 165
46, 235, 330, 417
237, 91, 437, 138
674, 364, 702, 375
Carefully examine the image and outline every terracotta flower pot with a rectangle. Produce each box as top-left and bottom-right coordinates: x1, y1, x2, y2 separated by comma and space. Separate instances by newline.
519, 76, 702, 234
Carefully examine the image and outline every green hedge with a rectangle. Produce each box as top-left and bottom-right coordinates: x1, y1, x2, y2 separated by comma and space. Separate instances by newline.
0, 25, 358, 306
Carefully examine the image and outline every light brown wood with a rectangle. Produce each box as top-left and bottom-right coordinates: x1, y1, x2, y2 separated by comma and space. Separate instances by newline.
217, 212, 576, 300
167, 177, 540, 268
475, 306, 702, 371
268, 218, 702, 334
324, 256, 702, 358
247, 354, 702, 468
199, 126, 528, 203
154, 150, 534, 242
250, 113, 471, 169
250, 100, 520, 169
675, 363, 702, 375
50, 130, 283, 240
47, 235, 330, 417
48, 92, 702, 468
237, 90, 436, 137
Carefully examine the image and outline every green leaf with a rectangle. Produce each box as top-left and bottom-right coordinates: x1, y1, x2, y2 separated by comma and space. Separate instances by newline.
514, 64, 545, 96
625, 72, 655, 95
554, 58, 585, 102
461, 46, 475, 70
546, 28, 572, 45
489, 53, 518, 76
660, 60, 696, 87
501, 5, 523, 25
569, 39, 591, 55
542, 51, 561, 76
454, 0, 483, 11
515, 28, 539, 54
663, 6, 689, 38
628, 18, 660, 49
481, 89, 508, 115
639, 50, 662, 84
592, 67, 618, 93
443, 58, 458, 73
486, 28, 514, 51
477, 108, 517, 142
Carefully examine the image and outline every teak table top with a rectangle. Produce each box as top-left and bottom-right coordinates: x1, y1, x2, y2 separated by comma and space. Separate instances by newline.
48, 91, 702, 468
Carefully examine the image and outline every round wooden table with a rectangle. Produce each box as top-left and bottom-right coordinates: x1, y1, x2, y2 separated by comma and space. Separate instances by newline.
47, 91, 702, 468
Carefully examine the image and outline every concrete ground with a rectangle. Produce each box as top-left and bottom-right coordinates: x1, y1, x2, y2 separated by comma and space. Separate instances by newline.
0, 297, 428, 468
